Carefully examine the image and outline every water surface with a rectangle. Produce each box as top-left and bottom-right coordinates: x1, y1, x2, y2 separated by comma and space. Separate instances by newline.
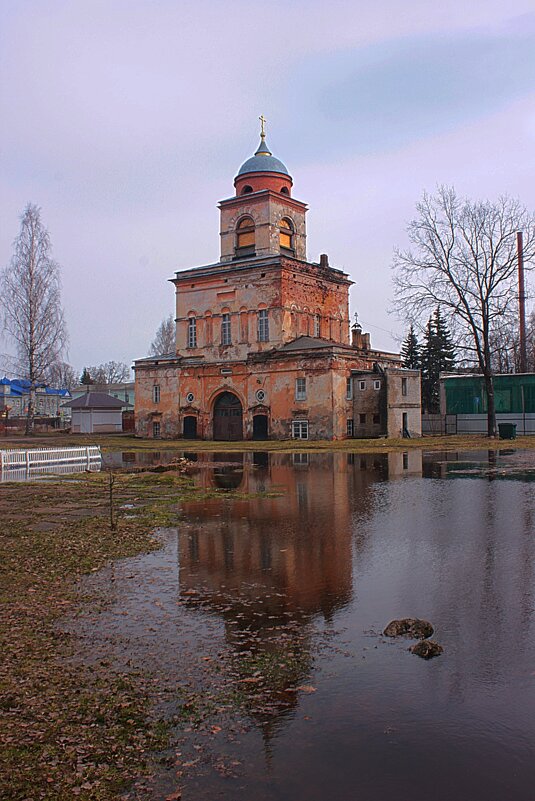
70, 450, 535, 801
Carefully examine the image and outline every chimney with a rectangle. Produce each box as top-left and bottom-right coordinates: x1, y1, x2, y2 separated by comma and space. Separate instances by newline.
351, 327, 370, 350
319, 253, 329, 269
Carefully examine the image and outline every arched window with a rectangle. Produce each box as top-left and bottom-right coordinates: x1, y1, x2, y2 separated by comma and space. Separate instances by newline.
241, 185, 253, 195
314, 314, 321, 338
221, 312, 231, 345
280, 186, 289, 195
279, 218, 294, 251
257, 309, 269, 342
236, 217, 255, 256
187, 316, 197, 348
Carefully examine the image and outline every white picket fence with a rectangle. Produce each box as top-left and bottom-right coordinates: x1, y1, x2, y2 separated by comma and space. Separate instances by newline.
0, 445, 102, 472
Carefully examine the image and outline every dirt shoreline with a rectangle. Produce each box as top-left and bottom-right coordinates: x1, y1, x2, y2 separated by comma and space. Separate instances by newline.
1, 431, 533, 454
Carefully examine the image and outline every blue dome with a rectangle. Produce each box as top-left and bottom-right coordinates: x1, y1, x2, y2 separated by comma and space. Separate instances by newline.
236, 136, 290, 177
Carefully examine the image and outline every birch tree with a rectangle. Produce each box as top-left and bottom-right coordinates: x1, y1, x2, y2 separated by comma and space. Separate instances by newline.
392, 187, 535, 436
0, 204, 68, 433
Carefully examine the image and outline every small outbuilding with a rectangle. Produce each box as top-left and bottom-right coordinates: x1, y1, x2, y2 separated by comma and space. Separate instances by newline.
61, 392, 127, 433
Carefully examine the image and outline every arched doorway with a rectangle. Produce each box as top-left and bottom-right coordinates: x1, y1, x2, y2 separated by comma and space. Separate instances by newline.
183, 415, 197, 438
213, 392, 243, 441
253, 414, 268, 440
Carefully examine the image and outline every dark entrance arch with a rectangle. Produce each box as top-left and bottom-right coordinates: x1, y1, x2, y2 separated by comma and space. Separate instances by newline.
183, 415, 197, 438
253, 414, 268, 440
213, 392, 243, 441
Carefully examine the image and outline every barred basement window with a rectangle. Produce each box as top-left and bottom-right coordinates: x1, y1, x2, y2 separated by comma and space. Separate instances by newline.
347, 418, 354, 437
295, 377, 307, 401
221, 313, 231, 345
292, 420, 309, 439
153, 385, 160, 403
257, 309, 269, 341
187, 317, 197, 348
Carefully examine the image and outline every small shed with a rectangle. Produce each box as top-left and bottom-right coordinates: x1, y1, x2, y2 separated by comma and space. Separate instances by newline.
61, 392, 126, 433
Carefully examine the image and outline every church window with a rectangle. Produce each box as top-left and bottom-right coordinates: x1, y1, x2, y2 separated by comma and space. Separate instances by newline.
292, 420, 309, 439
346, 378, 352, 400
280, 186, 289, 195
187, 317, 197, 348
295, 377, 307, 401
152, 385, 160, 403
236, 217, 255, 255
241, 185, 253, 194
279, 218, 294, 250
314, 314, 321, 338
257, 309, 269, 341
221, 313, 231, 345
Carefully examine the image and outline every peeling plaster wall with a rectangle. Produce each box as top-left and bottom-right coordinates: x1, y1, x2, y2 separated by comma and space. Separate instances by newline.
385, 369, 422, 438
173, 257, 352, 363
135, 365, 180, 438
135, 351, 377, 440
219, 192, 307, 261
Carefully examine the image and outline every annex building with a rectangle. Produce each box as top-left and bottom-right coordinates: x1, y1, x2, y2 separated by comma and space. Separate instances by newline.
134, 127, 413, 441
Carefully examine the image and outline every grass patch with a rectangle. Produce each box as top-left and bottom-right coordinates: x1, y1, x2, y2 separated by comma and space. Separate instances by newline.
0, 469, 237, 801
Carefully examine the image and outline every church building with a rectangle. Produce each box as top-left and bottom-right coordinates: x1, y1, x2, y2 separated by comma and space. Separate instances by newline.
134, 125, 405, 440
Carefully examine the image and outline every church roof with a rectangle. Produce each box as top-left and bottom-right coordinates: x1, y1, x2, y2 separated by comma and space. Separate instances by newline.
236, 135, 290, 177
276, 336, 341, 351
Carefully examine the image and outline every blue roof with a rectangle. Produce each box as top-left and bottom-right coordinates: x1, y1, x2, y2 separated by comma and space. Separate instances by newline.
236, 136, 290, 178
0, 377, 71, 396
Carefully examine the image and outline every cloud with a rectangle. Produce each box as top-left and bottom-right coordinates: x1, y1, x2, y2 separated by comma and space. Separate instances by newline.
284, 23, 535, 161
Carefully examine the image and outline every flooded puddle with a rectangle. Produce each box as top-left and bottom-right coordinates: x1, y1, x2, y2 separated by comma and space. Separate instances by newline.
67, 449, 535, 800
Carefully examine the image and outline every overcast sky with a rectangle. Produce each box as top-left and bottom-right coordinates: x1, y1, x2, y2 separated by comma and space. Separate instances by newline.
1, 0, 535, 377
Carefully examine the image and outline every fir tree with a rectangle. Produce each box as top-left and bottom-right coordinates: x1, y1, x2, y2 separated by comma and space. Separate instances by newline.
421, 308, 456, 412
80, 367, 92, 385
400, 324, 421, 369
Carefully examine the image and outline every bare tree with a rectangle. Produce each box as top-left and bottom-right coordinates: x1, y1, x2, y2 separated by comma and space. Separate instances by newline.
87, 361, 131, 385
0, 204, 68, 433
392, 187, 535, 436
45, 361, 78, 391
489, 308, 535, 373
149, 314, 175, 356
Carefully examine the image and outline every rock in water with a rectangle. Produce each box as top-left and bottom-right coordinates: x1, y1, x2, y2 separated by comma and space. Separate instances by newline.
410, 640, 443, 659
383, 618, 434, 639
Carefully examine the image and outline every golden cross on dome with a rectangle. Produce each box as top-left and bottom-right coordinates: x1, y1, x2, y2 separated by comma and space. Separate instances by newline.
259, 114, 267, 138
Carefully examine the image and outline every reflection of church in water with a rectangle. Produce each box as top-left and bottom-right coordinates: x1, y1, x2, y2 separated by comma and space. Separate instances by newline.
176, 452, 406, 733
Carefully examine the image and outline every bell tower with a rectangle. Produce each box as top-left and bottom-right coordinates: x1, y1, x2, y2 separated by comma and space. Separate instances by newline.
219, 119, 308, 263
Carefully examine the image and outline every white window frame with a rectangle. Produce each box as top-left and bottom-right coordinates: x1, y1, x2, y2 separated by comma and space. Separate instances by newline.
153, 384, 160, 403
257, 309, 269, 342
374, 380, 381, 391
221, 313, 231, 345
292, 420, 309, 439
359, 380, 366, 391
295, 377, 307, 401
187, 317, 197, 348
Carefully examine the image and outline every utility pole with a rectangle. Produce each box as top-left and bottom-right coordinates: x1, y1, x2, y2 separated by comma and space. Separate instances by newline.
517, 231, 527, 373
